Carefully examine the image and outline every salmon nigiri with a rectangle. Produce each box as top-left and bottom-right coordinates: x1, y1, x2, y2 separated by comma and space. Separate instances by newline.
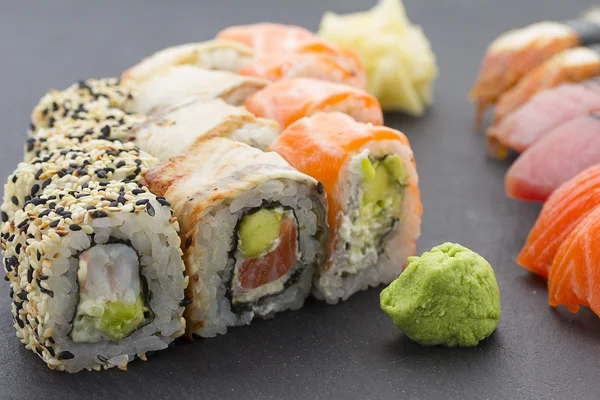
517, 164, 600, 278
216, 23, 316, 53
244, 78, 383, 129
548, 205, 600, 315
505, 114, 600, 202
493, 46, 600, 124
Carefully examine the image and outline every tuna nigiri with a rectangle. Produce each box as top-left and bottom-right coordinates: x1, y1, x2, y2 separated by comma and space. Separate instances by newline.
487, 81, 600, 157
505, 114, 600, 202
244, 78, 383, 129
517, 164, 600, 278
470, 11, 600, 127
493, 46, 600, 124
548, 205, 600, 315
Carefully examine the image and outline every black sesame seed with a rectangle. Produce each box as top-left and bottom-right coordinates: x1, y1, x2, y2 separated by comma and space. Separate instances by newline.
76, 193, 90, 199
35, 347, 43, 356
86, 205, 95, 210
48, 117, 55, 128
47, 347, 55, 357
17, 291, 27, 301
29, 122, 36, 131
96, 170, 107, 179
179, 299, 192, 306
48, 336, 55, 344
135, 159, 142, 165
41, 108, 48, 117
52, 102, 59, 111
61, 212, 71, 219
39, 286, 54, 298
17, 219, 28, 229
57, 351, 75, 360
126, 174, 137, 180
41, 178, 52, 190
36, 250, 41, 261
11, 175, 17, 184
135, 199, 149, 206
91, 210, 108, 219
118, 196, 126, 205
132, 189, 145, 195
109, 200, 118, 207
24, 195, 31, 203
48, 202, 56, 209
100, 125, 111, 137
146, 202, 155, 217
156, 197, 171, 207
15, 243, 22, 254
57, 170, 66, 178
56, 207, 65, 214
185, 237, 193, 248
1, 211, 7, 222
8, 235, 15, 242
26, 138, 35, 152
16, 317, 24, 329
27, 268, 33, 283
49, 220, 60, 228
37, 275, 48, 281
316, 182, 324, 194
11, 196, 18, 206
30, 184, 40, 196
31, 197, 46, 206
116, 160, 126, 168
69, 224, 82, 231
4, 276, 8, 281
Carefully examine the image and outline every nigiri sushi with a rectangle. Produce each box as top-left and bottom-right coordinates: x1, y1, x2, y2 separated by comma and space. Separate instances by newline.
517, 164, 600, 278
493, 46, 600, 124
548, 205, 600, 315
124, 65, 269, 114
470, 12, 600, 126
269, 112, 421, 303
239, 51, 366, 89
487, 80, 600, 157
505, 113, 600, 202
122, 40, 254, 84
244, 78, 383, 129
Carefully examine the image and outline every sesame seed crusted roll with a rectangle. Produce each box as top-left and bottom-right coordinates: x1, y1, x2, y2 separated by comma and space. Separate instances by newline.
30, 78, 136, 132
1, 180, 186, 372
3, 139, 157, 223
25, 115, 144, 162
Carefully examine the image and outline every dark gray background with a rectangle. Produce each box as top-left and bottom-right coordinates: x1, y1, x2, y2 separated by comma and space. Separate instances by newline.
1, 0, 598, 399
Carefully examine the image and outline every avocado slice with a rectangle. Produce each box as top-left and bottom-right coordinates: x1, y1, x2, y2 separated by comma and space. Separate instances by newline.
238, 208, 284, 258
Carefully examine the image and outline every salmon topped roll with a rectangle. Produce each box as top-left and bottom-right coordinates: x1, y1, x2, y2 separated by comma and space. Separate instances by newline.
122, 40, 254, 84
216, 23, 316, 54
125, 65, 269, 115
239, 51, 367, 89
245, 78, 383, 129
269, 113, 422, 303
133, 98, 279, 160
142, 137, 328, 337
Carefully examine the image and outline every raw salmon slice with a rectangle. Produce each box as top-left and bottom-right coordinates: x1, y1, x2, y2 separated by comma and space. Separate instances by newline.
517, 164, 600, 278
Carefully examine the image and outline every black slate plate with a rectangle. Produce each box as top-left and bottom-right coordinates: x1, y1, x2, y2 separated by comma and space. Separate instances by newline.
1, 1, 599, 399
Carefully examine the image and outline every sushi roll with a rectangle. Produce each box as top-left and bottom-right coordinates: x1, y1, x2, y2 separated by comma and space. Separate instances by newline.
25, 115, 144, 162
470, 11, 600, 126
124, 65, 269, 115
2, 139, 157, 222
492, 46, 600, 124
269, 112, 422, 303
239, 51, 366, 89
505, 113, 600, 202
216, 23, 316, 53
133, 98, 279, 160
2, 180, 186, 372
517, 164, 600, 278
122, 40, 255, 84
244, 78, 383, 129
486, 80, 600, 157
31, 78, 134, 132
142, 137, 328, 337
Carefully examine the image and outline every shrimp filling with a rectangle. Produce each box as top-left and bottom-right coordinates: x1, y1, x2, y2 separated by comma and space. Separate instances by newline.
70, 243, 149, 343
338, 153, 409, 275
229, 206, 300, 309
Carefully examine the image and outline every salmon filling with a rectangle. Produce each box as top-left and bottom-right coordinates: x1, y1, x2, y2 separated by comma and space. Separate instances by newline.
229, 206, 300, 309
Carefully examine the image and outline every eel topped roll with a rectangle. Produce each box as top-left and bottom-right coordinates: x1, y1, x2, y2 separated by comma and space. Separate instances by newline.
124, 65, 269, 115
134, 98, 279, 160
269, 112, 422, 303
244, 77, 383, 129
143, 137, 328, 337
2, 180, 186, 372
122, 40, 255, 84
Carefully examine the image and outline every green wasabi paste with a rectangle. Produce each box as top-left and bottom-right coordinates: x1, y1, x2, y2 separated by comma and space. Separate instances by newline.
380, 242, 501, 347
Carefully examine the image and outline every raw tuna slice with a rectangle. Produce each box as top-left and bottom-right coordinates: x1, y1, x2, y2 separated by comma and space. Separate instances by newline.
505, 114, 600, 202
487, 81, 600, 155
